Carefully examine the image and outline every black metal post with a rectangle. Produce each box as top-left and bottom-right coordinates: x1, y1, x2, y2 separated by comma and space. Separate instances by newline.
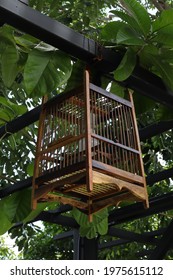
79, 237, 98, 260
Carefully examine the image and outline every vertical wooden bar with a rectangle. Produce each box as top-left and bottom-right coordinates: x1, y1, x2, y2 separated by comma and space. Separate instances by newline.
98, 92, 101, 162
85, 70, 93, 192
32, 95, 48, 209
129, 91, 149, 208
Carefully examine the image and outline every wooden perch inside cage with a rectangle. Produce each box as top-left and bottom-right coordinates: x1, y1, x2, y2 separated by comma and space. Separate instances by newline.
32, 70, 149, 221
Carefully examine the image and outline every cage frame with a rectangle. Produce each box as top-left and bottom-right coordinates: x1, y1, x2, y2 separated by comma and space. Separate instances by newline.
32, 70, 148, 220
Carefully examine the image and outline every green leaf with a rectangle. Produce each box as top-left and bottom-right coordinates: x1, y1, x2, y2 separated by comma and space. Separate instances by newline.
65, 60, 85, 92
155, 104, 173, 121
159, 49, 173, 63
111, 10, 142, 34
133, 92, 155, 115
27, 162, 34, 176
72, 208, 108, 239
0, 96, 27, 116
36, 0, 43, 11
121, 0, 151, 36
152, 9, 173, 32
100, 21, 126, 44
151, 25, 173, 47
114, 48, 136, 81
23, 201, 59, 224
0, 201, 13, 235
152, 10, 173, 47
139, 44, 159, 69
151, 56, 173, 91
8, 135, 17, 151
24, 49, 72, 96
23, 203, 49, 224
116, 25, 144, 46
0, 25, 16, 48
0, 109, 13, 125
3, 188, 32, 224
14, 34, 39, 50
0, 35, 19, 88
110, 81, 126, 98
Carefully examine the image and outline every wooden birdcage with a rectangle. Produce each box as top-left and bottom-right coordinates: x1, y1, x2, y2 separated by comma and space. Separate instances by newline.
32, 70, 149, 220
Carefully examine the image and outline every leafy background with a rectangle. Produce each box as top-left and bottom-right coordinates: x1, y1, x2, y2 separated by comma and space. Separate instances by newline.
1, 0, 173, 259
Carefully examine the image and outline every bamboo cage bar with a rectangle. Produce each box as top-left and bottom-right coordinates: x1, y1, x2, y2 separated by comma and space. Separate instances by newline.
32, 71, 149, 220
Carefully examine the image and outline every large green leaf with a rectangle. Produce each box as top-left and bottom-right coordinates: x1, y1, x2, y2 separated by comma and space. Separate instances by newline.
120, 0, 151, 36
23, 201, 60, 224
14, 34, 40, 51
0, 96, 27, 116
0, 25, 16, 48
3, 188, 32, 223
65, 60, 85, 92
0, 201, 13, 235
100, 21, 126, 44
23, 202, 49, 224
110, 81, 126, 98
133, 92, 155, 116
111, 10, 142, 34
151, 56, 173, 91
151, 25, 173, 47
0, 185, 32, 235
114, 48, 136, 81
0, 28, 19, 88
152, 9, 173, 32
72, 208, 108, 239
116, 25, 144, 46
0, 108, 13, 125
152, 10, 173, 47
139, 44, 159, 69
24, 49, 72, 96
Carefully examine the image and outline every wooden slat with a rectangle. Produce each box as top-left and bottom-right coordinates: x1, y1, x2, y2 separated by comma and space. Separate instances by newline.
90, 83, 132, 107
92, 160, 144, 185
91, 133, 140, 154
129, 92, 149, 208
34, 170, 86, 200
38, 134, 85, 155
85, 70, 93, 192
90, 192, 143, 214
45, 194, 88, 210
35, 161, 86, 185
32, 96, 48, 209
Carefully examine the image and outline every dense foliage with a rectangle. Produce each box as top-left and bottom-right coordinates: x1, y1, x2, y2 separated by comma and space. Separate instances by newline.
1, 0, 173, 259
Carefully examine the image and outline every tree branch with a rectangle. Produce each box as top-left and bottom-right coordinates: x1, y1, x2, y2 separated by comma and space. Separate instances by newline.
150, 0, 170, 11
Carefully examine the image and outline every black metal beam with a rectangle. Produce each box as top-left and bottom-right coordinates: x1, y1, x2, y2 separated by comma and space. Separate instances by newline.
99, 239, 130, 250
0, 106, 41, 140
0, 0, 121, 72
139, 120, 173, 141
147, 168, 173, 186
99, 228, 166, 250
35, 210, 78, 228
108, 191, 173, 226
149, 219, 173, 260
0, 177, 32, 198
1, 0, 173, 109
108, 227, 158, 245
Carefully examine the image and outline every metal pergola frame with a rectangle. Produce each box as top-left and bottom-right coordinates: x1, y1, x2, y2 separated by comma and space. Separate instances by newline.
1, 0, 173, 260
